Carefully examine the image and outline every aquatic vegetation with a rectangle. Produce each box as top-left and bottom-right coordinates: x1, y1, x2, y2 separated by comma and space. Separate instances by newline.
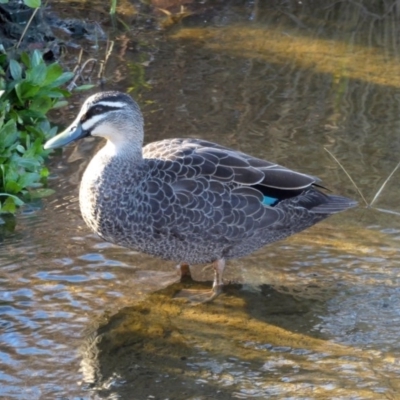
0, 50, 73, 213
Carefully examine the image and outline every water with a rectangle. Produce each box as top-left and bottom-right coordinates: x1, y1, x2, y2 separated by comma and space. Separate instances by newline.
3, 0, 400, 398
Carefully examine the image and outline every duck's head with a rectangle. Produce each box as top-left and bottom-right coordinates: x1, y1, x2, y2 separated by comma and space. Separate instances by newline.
44, 91, 144, 152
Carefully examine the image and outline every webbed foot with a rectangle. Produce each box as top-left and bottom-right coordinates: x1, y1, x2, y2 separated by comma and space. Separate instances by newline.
174, 284, 223, 304
174, 259, 225, 304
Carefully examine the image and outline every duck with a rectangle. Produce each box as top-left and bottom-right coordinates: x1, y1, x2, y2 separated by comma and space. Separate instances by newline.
44, 91, 357, 302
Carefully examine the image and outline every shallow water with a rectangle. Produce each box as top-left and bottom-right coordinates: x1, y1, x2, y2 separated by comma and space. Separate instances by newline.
3, 1, 400, 399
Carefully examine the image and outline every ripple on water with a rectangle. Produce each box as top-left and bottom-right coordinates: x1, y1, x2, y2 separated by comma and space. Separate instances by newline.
5, 1, 400, 398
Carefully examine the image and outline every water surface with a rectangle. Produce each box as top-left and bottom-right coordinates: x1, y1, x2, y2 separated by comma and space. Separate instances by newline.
2, 1, 400, 399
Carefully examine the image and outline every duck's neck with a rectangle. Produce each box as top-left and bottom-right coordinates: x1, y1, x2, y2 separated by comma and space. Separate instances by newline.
80, 137, 146, 236
83, 139, 144, 190
100, 139, 143, 164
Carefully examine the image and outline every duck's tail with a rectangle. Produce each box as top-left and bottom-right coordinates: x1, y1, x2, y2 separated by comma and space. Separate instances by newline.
303, 190, 358, 215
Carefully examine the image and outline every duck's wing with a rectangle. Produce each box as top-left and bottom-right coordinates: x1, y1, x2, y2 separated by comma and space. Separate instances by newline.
143, 138, 316, 193
143, 139, 285, 232
142, 139, 354, 242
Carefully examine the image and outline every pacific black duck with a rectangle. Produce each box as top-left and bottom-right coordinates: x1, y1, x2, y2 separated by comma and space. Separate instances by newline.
44, 91, 357, 302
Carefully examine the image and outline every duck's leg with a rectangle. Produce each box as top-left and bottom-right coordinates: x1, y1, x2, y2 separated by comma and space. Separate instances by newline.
174, 258, 225, 303
176, 262, 193, 281
208, 258, 225, 301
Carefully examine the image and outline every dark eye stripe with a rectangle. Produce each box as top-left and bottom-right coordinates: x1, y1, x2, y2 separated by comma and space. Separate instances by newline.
81, 104, 122, 122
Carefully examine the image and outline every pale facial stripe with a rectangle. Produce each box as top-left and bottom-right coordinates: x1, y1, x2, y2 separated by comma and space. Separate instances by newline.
81, 113, 106, 131
95, 100, 127, 108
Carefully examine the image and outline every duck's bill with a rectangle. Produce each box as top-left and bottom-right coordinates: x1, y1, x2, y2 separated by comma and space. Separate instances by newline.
44, 123, 86, 150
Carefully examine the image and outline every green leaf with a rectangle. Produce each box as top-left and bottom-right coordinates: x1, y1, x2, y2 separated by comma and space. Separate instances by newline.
29, 188, 55, 199
15, 81, 41, 100
1, 197, 16, 214
16, 145, 25, 153
0, 195, 24, 213
5, 180, 22, 194
29, 96, 53, 113
23, 137, 45, 154
24, 0, 41, 8
5, 163, 18, 182
10, 195, 24, 207
16, 157, 41, 169
47, 71, 74, 88
40, 167, 49, 177
52, 100, 68, 109
24, 127, 43, 142
9, 60, 22, 80
30, 50, 43, 67
44, 125, 58, 138
13, 108, 43, 122
36, 88, 67, 99
0, 120, 18, 147
20, 52, 31, 68
0, 54, 7, 68
27, 63, 47, 85
18, 172, 40, 188
110, 0, 117, 14
43, 63, 62, 86
0, 0, 9, 4
37, 120, 55, 135
74, 84, 95, 91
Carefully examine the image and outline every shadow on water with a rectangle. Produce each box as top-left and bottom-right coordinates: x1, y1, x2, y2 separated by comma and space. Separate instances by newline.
80, 218, 400, 399
3, 0, 400, 399
81, 261, 400, 399
80, 284, 337, 399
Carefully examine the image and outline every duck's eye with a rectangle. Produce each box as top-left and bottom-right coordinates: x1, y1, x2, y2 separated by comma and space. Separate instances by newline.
89, 105, 105, 116
92, 105, 105, 114
81, 105, 105, 122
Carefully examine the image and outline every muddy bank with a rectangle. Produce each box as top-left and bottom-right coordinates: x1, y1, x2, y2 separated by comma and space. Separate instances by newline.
0, 0, 106, 59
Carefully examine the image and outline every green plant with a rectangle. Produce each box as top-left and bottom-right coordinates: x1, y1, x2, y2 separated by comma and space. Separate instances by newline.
0, 50, 73, 213
110, 0, 117, 15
